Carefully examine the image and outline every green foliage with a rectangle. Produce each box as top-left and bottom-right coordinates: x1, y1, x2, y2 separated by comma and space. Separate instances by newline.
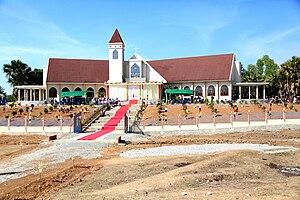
242, 55, 280, 97
18, 108, 23, 114
39, 111, 43, 116
44, 108, 48, 114
48, 106, 53, 112
0, 86, 6, 98
53, 103, 57, 109
288, 104, 295, 110
3, 60, 43, 98
6, 95, 15, 102
279, 56, 300, 98
25, 106, 29, 112
11, 110, 17, 116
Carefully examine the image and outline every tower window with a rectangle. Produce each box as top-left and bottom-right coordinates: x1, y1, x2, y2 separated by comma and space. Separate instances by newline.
113, 49, 118, 59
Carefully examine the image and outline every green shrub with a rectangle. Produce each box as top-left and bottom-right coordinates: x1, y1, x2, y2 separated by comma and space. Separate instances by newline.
288, 104, 295, 110
53, 103, 57, 109
44, 108, 49, 114
25, 106, 29, 112
18, 108, 24, 114
11, 110, 17, 116
39, 111, 43, 116
48, 106, 53, 112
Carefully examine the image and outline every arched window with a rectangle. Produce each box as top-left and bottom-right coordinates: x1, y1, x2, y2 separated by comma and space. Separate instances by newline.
195, 86, 202, 96
173, 86, 179, 89
184, 86, 190, 90
131, 63, 140, 78
62, 87, 70, 92
49, 87, 57, 98
113, 50, 118, 59
74, 87, 82, 91
87, 87, 94, 98
221, 85, 229, 96
207, 85, 215, 96
98, 88, 106, 97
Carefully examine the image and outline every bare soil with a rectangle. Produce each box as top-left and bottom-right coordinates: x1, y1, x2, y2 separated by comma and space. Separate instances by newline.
0, 105, 96, 120
0, 129, 299, 199
141, 103, 300, 125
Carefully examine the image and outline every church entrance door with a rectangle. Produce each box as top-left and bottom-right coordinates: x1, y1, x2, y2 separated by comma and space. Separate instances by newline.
128, 85, 138, 100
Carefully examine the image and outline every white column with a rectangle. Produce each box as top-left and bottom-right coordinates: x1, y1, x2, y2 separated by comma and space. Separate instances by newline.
29, 89, 32, 101
25, 89, 28, 101
203, 83, 206, 97
263, 85, 266, 100
38, 89, 41, 101
33, 89, 36, 101
216, 82, 219, 100
18, 89, 20, 101
248, 86, 251, 100
256, 86, 258, 99
229, 83, 232, 100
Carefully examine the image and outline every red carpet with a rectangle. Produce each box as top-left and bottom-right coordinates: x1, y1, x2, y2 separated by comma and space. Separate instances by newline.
78, 105, 129, 140
129, 99, 138, 105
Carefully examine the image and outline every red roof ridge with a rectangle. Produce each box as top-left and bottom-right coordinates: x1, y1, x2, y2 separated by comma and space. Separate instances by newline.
109, 28, 124, 44
49, 58, 108, 62
147, 53, 234, 62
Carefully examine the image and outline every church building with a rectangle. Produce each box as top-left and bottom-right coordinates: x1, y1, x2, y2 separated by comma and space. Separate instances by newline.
16, 29, 267, 105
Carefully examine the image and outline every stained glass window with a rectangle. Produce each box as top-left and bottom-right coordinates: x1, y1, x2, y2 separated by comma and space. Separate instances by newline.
131, 63, 140, 78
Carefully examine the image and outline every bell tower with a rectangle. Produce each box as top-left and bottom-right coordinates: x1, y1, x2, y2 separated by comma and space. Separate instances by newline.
108, 28, 124, 83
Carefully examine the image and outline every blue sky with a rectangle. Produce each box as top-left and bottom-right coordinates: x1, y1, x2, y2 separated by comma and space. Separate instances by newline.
0, 0, 300, 94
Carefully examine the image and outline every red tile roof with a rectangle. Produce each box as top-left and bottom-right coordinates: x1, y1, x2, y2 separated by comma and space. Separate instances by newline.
47, 58, 109, 83
109, 28, 124, 44
147, 53, 234, 82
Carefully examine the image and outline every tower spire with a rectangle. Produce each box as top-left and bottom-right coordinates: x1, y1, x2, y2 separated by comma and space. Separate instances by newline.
109, 28, 124, 44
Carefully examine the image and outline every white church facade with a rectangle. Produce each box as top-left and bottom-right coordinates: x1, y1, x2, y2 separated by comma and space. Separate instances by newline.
15, 29, 267, 105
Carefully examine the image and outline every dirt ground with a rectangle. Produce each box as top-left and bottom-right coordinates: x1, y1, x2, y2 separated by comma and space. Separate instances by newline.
141, 103, 300, 125
0, 105, 96, 120
0, 129, 299, 199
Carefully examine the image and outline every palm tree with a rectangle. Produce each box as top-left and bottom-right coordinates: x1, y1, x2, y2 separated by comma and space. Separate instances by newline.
3, 60, 32, 86
3, 60, 32, 97
279, 56, 300, 98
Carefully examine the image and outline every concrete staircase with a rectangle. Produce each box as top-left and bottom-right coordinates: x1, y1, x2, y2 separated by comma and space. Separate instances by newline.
84, 102, 141, 133
85, 106, 125, 133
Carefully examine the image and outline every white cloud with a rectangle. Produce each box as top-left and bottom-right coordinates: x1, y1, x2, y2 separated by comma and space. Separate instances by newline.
236, 26, 300, 66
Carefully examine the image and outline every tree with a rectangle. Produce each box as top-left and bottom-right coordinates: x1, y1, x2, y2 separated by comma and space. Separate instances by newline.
257, 55, 280, 96
28, 69, 43, 85
3, 60, 32, 87
0, 86, 6, 98
279, 56, 300, 98
3, 60, 43, 97
241, 55, 279, 97
6, 94, 16, 102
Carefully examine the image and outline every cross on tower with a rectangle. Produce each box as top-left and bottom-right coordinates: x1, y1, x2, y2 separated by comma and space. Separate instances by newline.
133, 47, 139, 55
